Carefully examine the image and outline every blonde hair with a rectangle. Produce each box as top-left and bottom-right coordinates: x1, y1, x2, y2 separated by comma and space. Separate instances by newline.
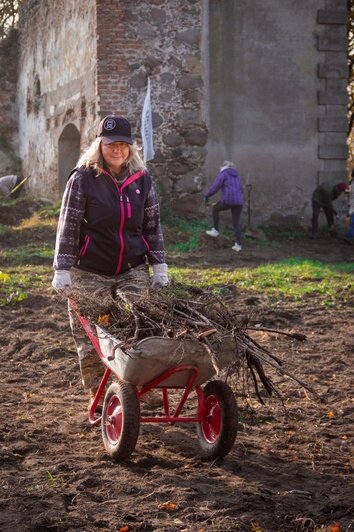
76, 138, 146, 175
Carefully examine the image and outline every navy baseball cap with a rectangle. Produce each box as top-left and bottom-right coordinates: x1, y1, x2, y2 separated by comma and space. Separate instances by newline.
97, 116, 133, 145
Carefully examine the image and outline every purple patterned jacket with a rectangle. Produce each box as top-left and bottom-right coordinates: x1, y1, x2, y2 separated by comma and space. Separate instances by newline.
205, 167, 244, 205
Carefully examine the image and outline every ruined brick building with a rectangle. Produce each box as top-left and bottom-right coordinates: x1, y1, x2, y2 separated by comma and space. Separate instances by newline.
0, 0, 350, 225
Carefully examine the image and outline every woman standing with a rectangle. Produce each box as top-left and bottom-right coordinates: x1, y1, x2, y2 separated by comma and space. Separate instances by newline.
204, 161, 244, 252
52, 115, 168, 406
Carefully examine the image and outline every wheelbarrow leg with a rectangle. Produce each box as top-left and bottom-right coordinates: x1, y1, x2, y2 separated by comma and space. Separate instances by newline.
88, 367, 112, 424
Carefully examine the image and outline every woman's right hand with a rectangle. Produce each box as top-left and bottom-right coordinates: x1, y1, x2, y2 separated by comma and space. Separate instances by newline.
151, 263, 169, 289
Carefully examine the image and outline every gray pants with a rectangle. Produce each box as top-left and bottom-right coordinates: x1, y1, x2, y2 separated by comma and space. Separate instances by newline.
68, 265, 150, 390
212, 201, 243, 245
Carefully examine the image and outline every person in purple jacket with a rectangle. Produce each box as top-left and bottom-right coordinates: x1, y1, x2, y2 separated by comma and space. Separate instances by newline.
52, 115, 167, 408
204, 161, 244, 252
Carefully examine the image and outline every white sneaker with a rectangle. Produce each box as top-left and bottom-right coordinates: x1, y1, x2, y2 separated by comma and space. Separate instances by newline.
206, 228, 219, 237
232, 243, 242, 252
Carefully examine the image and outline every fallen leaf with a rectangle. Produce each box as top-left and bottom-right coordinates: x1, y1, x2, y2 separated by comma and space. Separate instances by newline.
326, 411, 335, 419
160, 501, 177, 511
328, 523, 340, 532
250, 523, 264, 532
97, 313, 110, 326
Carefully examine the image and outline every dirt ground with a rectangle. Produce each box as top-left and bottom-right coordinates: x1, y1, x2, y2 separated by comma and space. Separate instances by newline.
0, 200, 353, 532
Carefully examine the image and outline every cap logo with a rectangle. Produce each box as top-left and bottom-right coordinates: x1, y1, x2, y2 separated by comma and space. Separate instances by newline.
104, 118, 116, 131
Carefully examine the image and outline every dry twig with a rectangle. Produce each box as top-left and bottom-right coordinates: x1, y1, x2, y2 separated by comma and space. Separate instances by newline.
71, 280, 318, 404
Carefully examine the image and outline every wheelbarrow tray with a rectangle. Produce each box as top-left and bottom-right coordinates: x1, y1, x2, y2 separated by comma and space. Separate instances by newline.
95, 325, 235, 387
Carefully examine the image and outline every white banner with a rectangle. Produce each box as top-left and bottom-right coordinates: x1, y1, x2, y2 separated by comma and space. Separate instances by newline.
141, 77, 155, 163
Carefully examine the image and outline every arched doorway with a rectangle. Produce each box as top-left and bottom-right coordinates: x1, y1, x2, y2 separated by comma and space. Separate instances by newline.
58, 124, 81, 194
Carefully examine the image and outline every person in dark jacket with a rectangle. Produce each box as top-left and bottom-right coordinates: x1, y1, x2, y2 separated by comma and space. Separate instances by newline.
204, 161, 244, 252
311, 181, 347, 238
52, 115, 168, 407
0, 174, 23, 197
344, 169, 354, 244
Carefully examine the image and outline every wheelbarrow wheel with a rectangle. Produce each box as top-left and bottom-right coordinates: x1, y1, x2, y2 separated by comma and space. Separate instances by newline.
101, 380, 140, 461
197, 380, 238, 459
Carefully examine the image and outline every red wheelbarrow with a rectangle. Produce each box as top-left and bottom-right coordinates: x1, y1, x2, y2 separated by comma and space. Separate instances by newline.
77, 311, 238, 461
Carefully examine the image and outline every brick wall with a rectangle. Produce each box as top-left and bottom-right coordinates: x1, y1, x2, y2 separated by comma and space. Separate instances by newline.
96, 0, 208, 204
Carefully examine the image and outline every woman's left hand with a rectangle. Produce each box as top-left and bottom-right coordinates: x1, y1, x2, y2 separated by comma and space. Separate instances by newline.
152, 263, 169, 289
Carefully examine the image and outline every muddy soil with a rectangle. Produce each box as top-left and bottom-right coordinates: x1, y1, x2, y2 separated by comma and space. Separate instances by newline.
0, 200, 353, 531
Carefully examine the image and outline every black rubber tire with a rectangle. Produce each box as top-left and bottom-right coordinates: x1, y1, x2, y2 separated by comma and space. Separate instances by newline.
101, 380, 140, 461
196, 380, 238, 459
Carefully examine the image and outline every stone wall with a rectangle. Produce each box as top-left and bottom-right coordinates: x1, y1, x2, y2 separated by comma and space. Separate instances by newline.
0, 29, 19, 176
205, 0, 349, 226
317, 0, 348, 182
14, 0, 349, 226
16, 0, 207, 205
17, 0, 97, 197
96, 0, 207, 204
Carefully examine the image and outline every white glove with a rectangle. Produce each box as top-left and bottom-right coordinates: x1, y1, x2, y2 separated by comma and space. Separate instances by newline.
52, 270, 71, 293
152, 263, 169, 289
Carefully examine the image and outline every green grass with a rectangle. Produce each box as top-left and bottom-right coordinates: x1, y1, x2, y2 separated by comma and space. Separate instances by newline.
0, 199, 58, 304
260, 226, 307, 241
0, 242, 54, 265
38, 202, 61, 219
1, 206, 353, 308
166, 218, 206, 252
166, 216, 233, 252
0, 224, 10, 238
1, 254, 352, 307
169, 257, 354, 305
0, 206, 57, 266
0, 266, 51, 306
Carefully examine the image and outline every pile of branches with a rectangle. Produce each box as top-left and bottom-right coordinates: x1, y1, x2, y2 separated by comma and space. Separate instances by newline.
72, 281, 317, 405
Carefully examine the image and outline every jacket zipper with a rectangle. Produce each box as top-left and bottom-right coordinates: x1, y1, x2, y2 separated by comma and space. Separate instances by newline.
115, 192, 125, 274
102, 169, 145, 275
